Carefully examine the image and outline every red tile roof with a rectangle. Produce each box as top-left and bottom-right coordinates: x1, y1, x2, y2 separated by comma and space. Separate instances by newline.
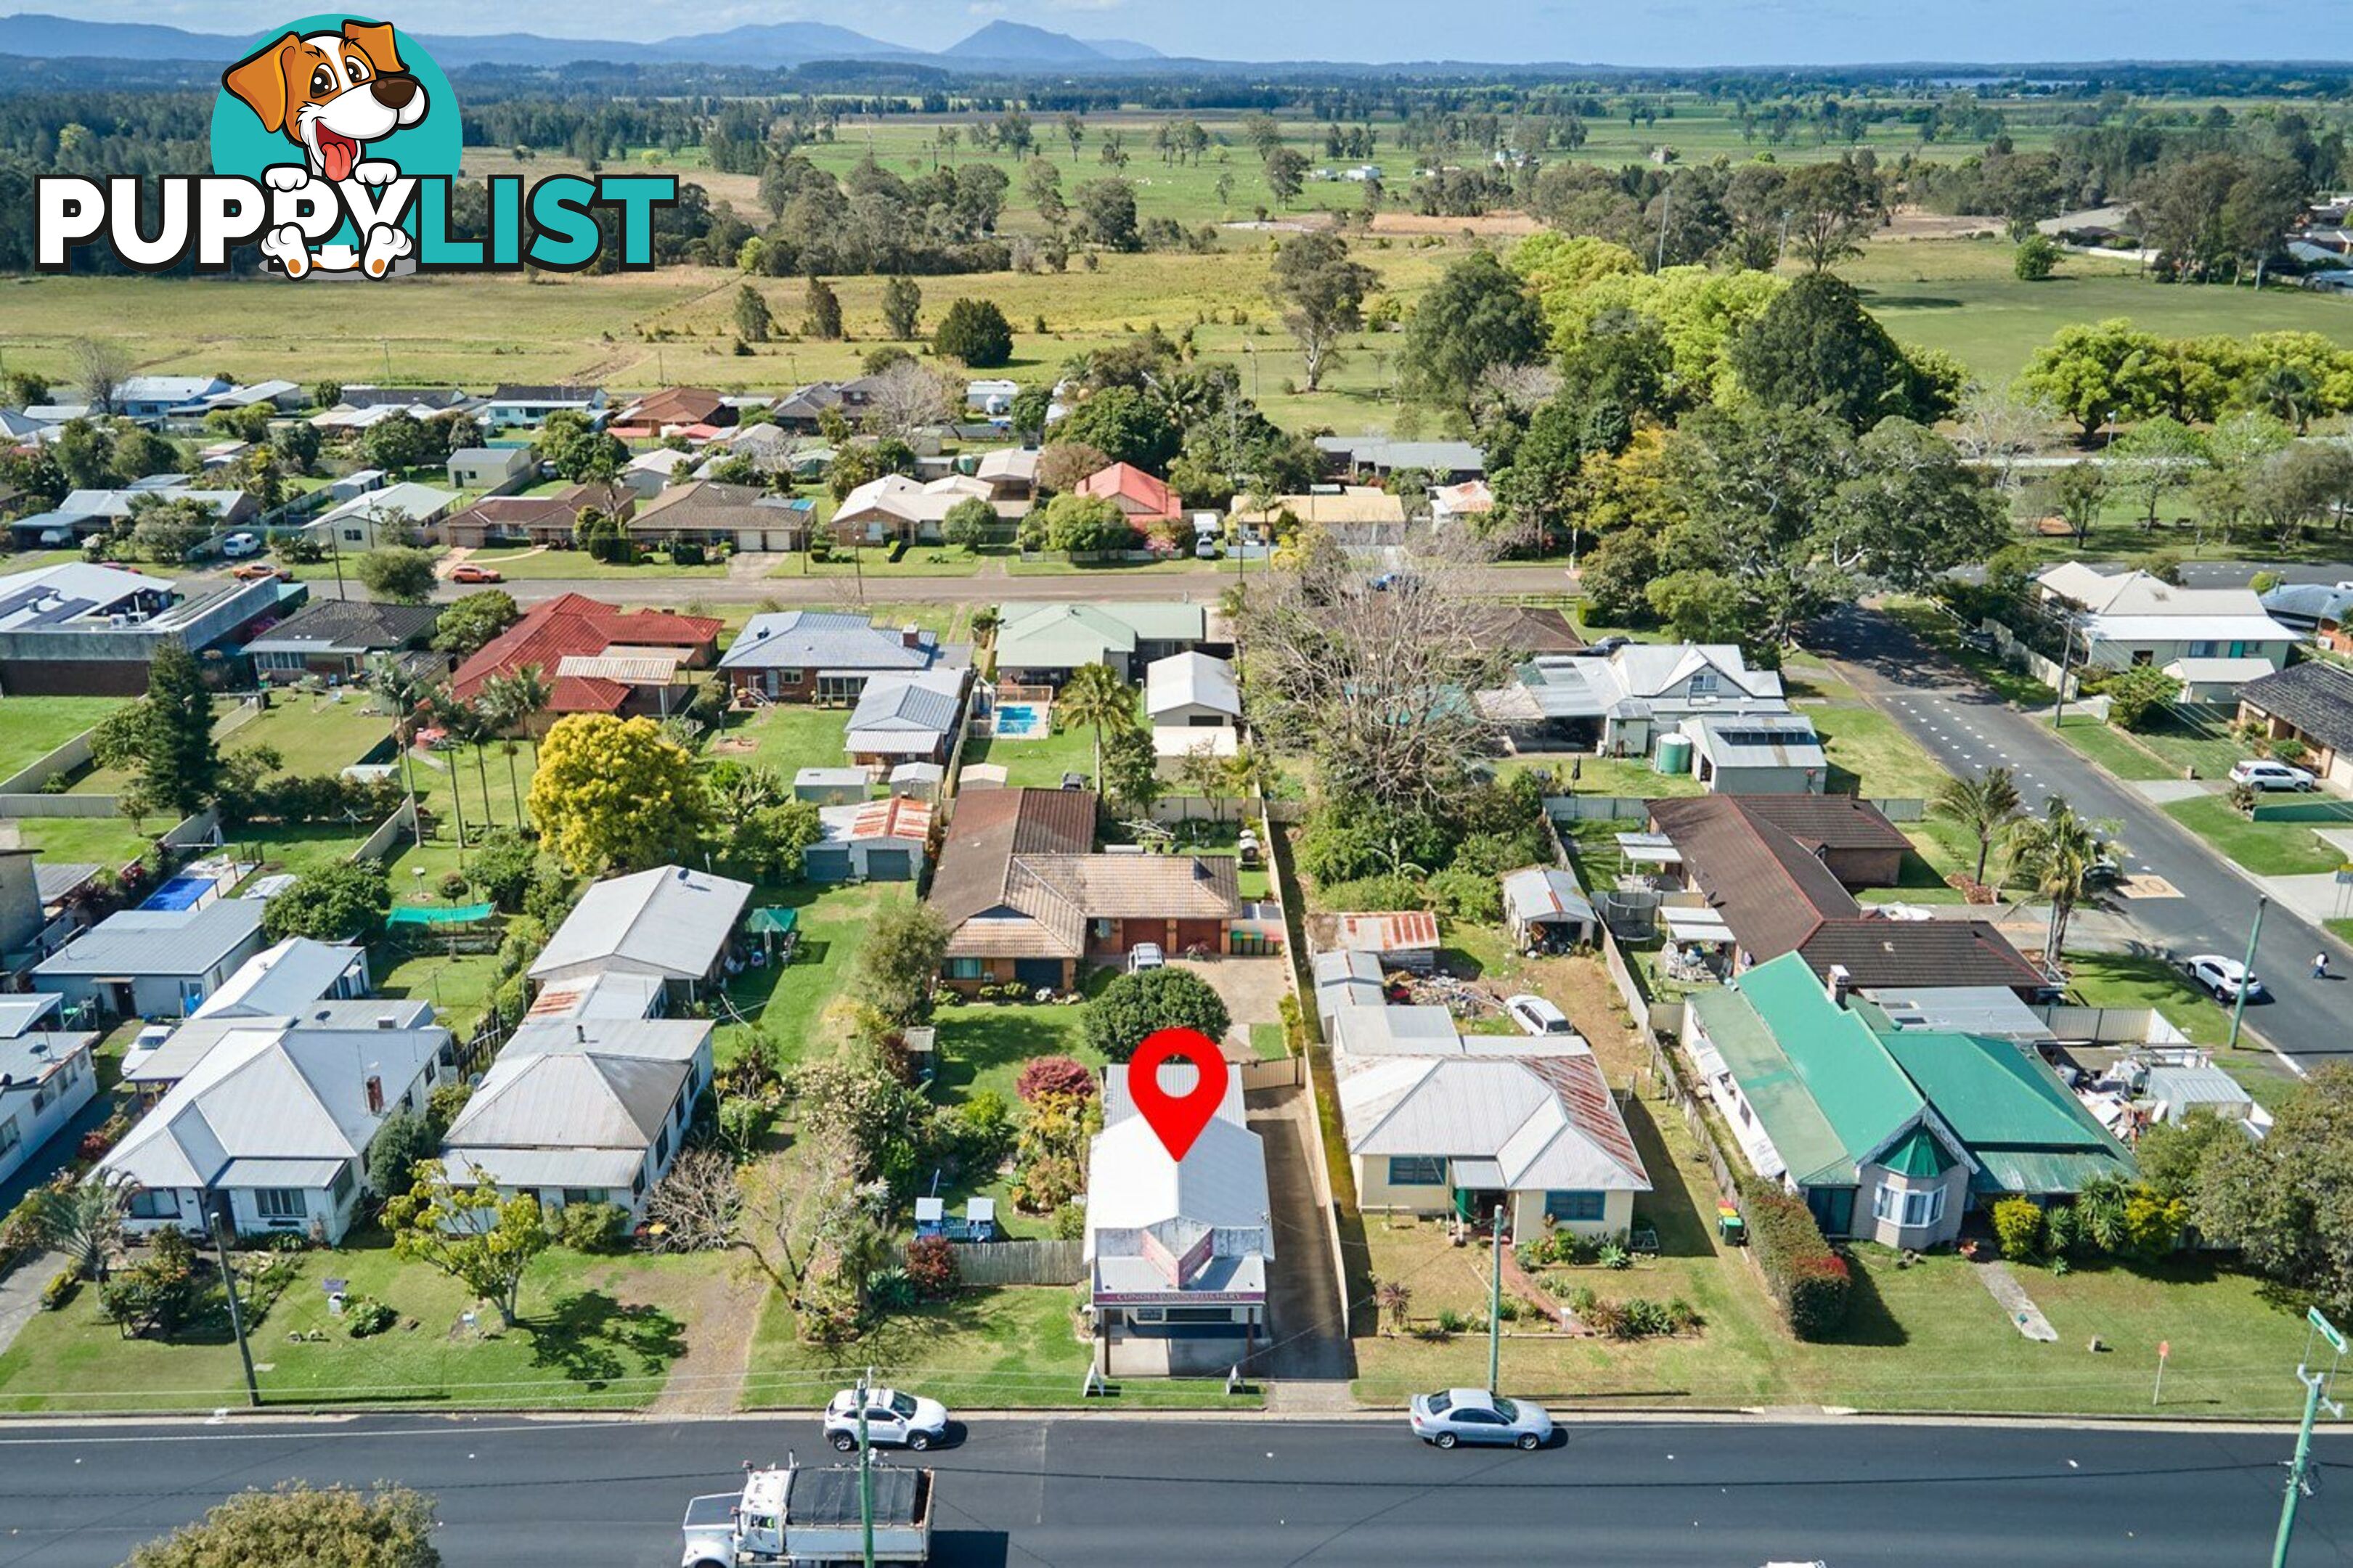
1076, 462, 1180, 522
452, 592, 722, 709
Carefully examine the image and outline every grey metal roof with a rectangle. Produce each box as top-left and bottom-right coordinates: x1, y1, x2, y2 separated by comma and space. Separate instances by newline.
718, 611, 941, 673
528, 865, 751, 983
1500, 865, 1597, 928
240, 599, 440, 656
846, 669, 965, 735
1329, 1004, 1466, 1058
0, 1030, 93, 1088
1146, 652, 1241, 719
0, 994, 62, 1037
443, 1019, 710, 1154
1687, 714, 1827, 770
189, 939, 367, 1020
35, 902, 265, 979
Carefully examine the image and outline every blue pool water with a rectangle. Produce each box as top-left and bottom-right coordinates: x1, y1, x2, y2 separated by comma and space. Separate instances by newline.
142, 875, 215, 912
995, 702, 1050, 740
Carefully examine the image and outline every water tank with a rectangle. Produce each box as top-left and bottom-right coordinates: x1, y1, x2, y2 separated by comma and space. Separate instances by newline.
1652, 732, 1694, 775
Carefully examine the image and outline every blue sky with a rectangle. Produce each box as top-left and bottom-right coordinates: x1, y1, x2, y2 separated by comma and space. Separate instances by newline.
35, 0, 2353, 64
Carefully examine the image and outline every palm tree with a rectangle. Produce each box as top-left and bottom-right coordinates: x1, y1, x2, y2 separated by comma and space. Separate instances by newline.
33, 1175, 131, 1283
371, 655, 435, 846
2005, 795, 2114, 963
492, 663, 552, 767
427, 683, 497, 838
474, 686, 527, 822
2252, 363, 2317, 433
1931, 765, 2025, 886
1054, 662, 1138, 793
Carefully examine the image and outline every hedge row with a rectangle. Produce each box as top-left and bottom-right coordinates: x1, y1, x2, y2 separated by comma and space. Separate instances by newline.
1737, 1176, 1851, 1340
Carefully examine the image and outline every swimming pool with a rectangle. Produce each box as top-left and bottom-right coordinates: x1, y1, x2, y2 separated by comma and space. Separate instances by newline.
994, 702, 1051, 740
142, 875, 217, 912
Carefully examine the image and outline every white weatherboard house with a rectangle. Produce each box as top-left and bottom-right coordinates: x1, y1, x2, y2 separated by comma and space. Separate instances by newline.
0, 1027, 99, 1188
528, 865, 751, 1003
1085, 1064, 1271, 1377
1475, 644, 1789, 757
31, 902, 269, 1021
1145, 652, 1242, 727
102, 1013, 451, 1243
188, 937, 370, 1020
439, 1018, 714, 1217
2034, 563, 2300, 675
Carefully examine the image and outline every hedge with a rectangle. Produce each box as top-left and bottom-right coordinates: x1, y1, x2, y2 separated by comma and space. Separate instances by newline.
1737, 1176, 1851, 1340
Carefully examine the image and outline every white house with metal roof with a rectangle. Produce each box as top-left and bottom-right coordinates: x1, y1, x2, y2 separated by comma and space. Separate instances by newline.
1085, 1063, 1271, 1376
1475, 644, 1790, 756
1679, 713, 1828, 795
0, 1027, 98, 1188
123, 998, 436, 1097
32, 902, 269, 1021
528, 865, 751, 1003
1145, 651, 1241, 727
439, 1017, 713, 1217
102, 1011, 451, 1242
188, 938, 370, 1021
717, 610, 963, 704
2034, 563, 2300, 674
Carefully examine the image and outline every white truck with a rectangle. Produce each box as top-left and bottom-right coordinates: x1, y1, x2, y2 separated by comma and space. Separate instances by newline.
680, 1461, 934, 1567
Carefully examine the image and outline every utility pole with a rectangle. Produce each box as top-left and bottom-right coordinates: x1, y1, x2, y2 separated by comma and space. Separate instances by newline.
2272, 1308, 2344, 1568
2050, 613, 2076, 730
1487, 1202, 1504, 1395
2229, 894, 2268, 1053
328, 523, 347, 603
210, 1205, 260, 1408
857, 1365, 875, 1568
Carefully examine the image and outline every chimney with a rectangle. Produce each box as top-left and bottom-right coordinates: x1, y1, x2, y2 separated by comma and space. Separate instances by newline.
364, 1075, 384, 1115
1824, 964, 1852, 1009
375, 1013, 398, 1029
576, 1023, 588, 1043
901, 624, 923, 648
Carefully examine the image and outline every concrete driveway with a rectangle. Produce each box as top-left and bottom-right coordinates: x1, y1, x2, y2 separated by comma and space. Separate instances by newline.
1171, 955, 1291, 1059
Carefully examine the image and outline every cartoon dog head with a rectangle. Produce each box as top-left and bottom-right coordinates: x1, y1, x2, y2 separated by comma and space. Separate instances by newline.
222, 20, 427, 183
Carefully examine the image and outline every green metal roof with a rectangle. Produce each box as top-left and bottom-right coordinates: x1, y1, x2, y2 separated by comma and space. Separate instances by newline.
745, 907, 799, 936
1690, 979, 1867, 1188
1877, 1027, 2136, 1194
1729, 954, 1926, 1183
995, 601, 1204, 669
1970, 1148, 2134, 1196
1883, 1125, 1957, 1178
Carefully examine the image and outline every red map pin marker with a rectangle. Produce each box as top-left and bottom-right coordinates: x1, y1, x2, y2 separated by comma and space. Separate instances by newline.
1125, 1026, 1230, 1163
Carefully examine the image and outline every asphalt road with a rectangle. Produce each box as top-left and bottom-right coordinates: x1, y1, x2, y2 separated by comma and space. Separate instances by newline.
2177, 562, 2351, 590
1814, 604, 2350, 1066
0, 1413, 2344, 1567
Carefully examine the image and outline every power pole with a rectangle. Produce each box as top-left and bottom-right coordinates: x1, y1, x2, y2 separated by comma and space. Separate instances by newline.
210, 1205, 260, 1408
1487, 1202, 1504, 1395
857, 1365, 875, 1568
2050, 614, 2075, 730
2272, 1308, 2344, 1568
2229, 894, 2268, 1053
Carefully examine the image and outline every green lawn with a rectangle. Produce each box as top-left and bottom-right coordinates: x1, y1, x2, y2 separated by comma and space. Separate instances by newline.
706, 705, 855, 783
924, 1000, 1103, 1239
770, 547, 999, 580
0, 695, 125, 781
2050, 713, 2175, 783
962, 722, 1098, 790
743, 1284, 1261, 1411
2163, 794, 2349, 878
714, 881, 913, 1066
1809, 702, 1954, 802
4, 814, 159, 870
1494, 752, 1703, 799
463, 545, 728, 580
1249, 1023, 1290, 1061
2062, 953, 2233, 1050
0, 1236, 698, 1413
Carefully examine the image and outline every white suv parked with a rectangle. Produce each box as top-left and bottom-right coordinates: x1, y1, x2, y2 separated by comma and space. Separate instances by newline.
2230, 759, 2317, 792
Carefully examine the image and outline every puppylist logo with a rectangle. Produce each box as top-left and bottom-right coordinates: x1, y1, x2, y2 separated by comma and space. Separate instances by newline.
36, 14, 676, 279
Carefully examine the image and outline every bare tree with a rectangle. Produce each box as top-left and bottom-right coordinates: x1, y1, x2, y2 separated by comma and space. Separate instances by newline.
863, 359, 957, 442
70, 337, 131, 417
1952, 380, 2055, 495
1236, 530, 1513, 812
1472, 362, 1563, 424
641, 1146, 742, 1254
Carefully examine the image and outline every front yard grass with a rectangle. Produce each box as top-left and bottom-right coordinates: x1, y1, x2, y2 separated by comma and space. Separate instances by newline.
2163, 793, 2348, 877
2060, 952, 2233, 1050
2050, 713, 2176, 783
1810, 702, 1953, 802
0, 1235, 699, 1413
742, 1284, 1263, 1411
0, 694, 125, 780
464, 544, 727, 579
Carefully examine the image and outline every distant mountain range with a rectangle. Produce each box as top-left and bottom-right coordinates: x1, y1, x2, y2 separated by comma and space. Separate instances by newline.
0, 11, 1170, 70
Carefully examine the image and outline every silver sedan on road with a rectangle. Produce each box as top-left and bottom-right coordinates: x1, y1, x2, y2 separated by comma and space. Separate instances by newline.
1408, 1388, 1554, 1450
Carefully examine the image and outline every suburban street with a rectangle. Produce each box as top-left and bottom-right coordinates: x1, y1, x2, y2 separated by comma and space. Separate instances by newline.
1814, 604, 2352, 1066
0, 1413, 2343, 1567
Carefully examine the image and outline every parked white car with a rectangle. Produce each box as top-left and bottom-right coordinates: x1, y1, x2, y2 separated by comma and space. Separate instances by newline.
221, 531, 261, 558
2185, 953, 2265, 1003
1127, 942, 1165, 974
2230, 759, 2317, 792
1503, 993, 1575, 1036
823, 1387, 949, 1452
1408, 1388, 1554, 1450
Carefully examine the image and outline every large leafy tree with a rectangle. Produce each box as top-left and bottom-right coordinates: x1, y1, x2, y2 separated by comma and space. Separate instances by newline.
1729, 272, 1946, 431
526, 714, 713, 877
264, 860, 393, 944
431, 590, 520, 658
126, 1484, 441, 1568
1267, 232, 1376, 392
852, 902, 951, 1024
357, 547, 438, 605
1400, 249, 1545, 411
2018, 318, 2172, 441
1083, 967, 1232, 1063
2193, 1065, 2353, 1315
932, 298, 1014, 369
1056, 386, 1181, 473
384, 1163, 551, 1328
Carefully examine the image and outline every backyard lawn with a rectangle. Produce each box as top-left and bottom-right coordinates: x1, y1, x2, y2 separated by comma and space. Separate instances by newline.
3, 814, 159, 871
0, 695, 124, 780
743, 1284, 1260, 1412
712, 880, 912, 1066
706, 705, 856, 783
2162, 794, 2348, 878
962, 722, 1097, 790
0, 1236, 702, 1413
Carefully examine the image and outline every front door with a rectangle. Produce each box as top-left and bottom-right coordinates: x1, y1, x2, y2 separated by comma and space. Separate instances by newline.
1806, 1185, 1856, 1238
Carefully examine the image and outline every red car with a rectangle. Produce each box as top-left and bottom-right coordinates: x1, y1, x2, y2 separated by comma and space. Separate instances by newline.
448, 563, 504, 584
232, 561, 291, 581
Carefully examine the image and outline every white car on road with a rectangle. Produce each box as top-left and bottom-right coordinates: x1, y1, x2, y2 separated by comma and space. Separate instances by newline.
1408, 1388, 1554, 1450
823, 1387, 950, 1452
2185, 953, 2265, 1003
2230, 759, 2317, 792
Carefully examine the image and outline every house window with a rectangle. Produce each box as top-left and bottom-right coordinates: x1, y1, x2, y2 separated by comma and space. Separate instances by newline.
1872, 1182, 1946, 1229
947, 958, 984, 979
1688, 670, 1719, 695
30, 1083, 50, 1114
1543, 1191, 1607, 1222
127, 1187, 179, 1220
253, 1188, 306, 1221
343, 528, 364, 543
0, 1116, 17, 1159
562, 1188, 608, 1207
655, 1128, 672, 1166
329, 1164, 355, 1204
2187, 640, 2217, 658
1387, 1156, 1445, 1187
